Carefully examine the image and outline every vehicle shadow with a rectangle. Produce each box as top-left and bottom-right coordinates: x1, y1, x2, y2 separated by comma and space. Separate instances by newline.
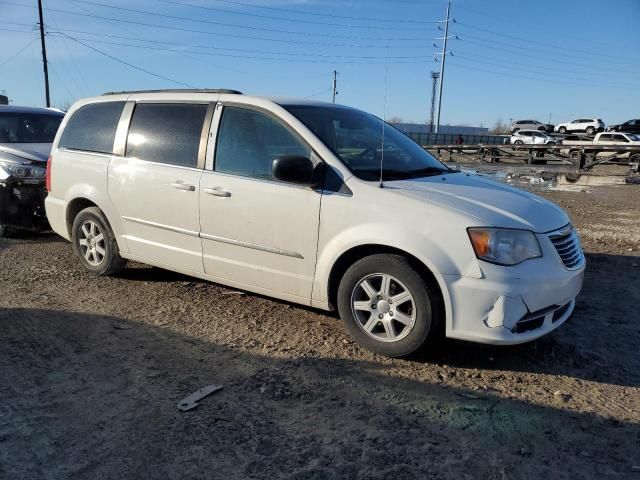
110, 250, 640, 389
0, 307, 637, 479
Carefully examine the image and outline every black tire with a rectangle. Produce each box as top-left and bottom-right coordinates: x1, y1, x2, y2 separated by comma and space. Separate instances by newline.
565, 173, 581, 183
71, 206, 126, 275
538, 126, 546, 131
586, 126, 595, 136
514, 140, 524, 145
558, 126, 567, 134
337, 254, 442, 358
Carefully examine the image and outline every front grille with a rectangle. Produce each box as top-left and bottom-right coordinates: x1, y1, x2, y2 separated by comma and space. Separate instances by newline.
550, 226, 584, 269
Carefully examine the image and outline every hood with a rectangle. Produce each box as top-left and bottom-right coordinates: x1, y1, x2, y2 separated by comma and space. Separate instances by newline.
0, 144, 50, 164
383, 172, 569, 233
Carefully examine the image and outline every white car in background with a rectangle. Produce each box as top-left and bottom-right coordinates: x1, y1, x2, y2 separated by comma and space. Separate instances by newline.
554, 118, 605, 135
510, 130, 558, 145
45, 89, 585, 357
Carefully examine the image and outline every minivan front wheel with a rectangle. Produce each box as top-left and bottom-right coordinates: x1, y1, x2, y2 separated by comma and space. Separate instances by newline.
72, 207, 126, 275
337, 254, 441, 357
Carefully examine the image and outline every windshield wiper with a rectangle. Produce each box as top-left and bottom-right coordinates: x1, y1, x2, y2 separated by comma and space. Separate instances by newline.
403, 166, 451, 179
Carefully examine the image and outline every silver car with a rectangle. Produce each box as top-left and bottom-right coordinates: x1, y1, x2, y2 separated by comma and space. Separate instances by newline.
510, 119, 554, 133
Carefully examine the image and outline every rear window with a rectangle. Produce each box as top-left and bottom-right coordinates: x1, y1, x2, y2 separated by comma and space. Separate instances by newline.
0, 112, 63, 143
59, 102, 125, 154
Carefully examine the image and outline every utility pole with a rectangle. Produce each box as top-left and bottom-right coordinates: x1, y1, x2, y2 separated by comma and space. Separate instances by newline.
429, 71, 440, 134
434, 1, 454, 134
332, 70, 338, 103
37, 0, 51, 107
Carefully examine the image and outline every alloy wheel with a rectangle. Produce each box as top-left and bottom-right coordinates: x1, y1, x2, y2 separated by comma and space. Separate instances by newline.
350, 273, 416, 343
78, 220, 106, 267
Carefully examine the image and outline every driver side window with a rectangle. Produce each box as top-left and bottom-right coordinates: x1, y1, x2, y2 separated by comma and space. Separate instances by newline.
214, 106, 310, 180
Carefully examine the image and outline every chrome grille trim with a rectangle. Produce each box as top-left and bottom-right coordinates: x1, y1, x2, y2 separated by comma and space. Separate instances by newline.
549, 225, 584, 270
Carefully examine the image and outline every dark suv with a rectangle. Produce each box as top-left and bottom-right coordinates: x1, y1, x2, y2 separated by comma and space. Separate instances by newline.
606, 119, 640, 134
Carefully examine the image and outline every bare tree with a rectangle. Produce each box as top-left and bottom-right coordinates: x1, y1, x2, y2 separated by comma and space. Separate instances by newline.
489, 118, 509, 135
388, 116, 404, 124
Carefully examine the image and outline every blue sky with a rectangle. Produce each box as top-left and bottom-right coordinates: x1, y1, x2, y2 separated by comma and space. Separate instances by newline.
1, 0, 639, 127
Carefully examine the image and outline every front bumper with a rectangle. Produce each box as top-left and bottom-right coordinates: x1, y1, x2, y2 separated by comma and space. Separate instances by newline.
442, 230, 585, 345
0, 180, 49, 231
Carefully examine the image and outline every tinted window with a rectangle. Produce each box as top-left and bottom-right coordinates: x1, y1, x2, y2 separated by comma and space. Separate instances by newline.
215, 106, 310, 180
284, 105, 450, 181
0, 112, 63, 144
613, 135, 629, 142
59, 102, 124, 154
599, 134, 613, 141
126, 103, 208, 168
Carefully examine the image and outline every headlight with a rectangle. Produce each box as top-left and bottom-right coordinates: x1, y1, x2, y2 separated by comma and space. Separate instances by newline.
467, 228, 542, 266
0, 161, 46, 180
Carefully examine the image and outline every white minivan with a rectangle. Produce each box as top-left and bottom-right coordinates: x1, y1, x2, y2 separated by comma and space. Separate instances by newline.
45, 89, 585, 357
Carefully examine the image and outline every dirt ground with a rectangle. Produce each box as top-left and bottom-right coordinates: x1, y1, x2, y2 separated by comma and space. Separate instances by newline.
1, 184, 639, 479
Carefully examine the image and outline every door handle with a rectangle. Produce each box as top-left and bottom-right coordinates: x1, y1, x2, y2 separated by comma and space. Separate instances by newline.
204, 187, 232, 198
171, 182, 196, 192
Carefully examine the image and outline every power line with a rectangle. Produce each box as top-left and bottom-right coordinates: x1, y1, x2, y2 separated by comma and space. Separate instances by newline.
66, 0, 432, 42
44, 29, 431, 60
304, 87, 332, 99
59, 33, 196, 87
452, 54, 636, 88
153, 0, 435, 31
176, 0, 436, 25
0, 37, 37, 67
456, 21, 637, 65
0, 2, 430, 49
458, 34, 639, 74
447, 60, 637, 90
48, 34, 429, 65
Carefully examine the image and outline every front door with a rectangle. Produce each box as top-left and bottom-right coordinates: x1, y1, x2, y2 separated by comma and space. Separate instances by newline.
108, 102, 210, 273
199, 104, 321, 303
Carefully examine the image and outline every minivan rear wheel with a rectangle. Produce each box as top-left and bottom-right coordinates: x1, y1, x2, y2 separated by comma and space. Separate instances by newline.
72, 207, 126, 276
337, 254, 442, 357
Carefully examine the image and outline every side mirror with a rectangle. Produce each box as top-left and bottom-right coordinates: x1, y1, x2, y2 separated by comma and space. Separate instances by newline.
272, 155, 319, 186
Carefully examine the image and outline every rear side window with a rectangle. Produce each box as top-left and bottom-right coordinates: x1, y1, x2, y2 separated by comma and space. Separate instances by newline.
59, 101, 124, 154
126, 103, 208, 168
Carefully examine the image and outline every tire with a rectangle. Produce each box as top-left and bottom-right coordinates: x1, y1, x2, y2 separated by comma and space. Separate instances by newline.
512, 128, 520, 133
514, 140, 524, 145
586, 126, 595, 136
337, 254, 442, 358
558, 126, 567, 134
538, 126, 546, 131
71, 207, 126, 276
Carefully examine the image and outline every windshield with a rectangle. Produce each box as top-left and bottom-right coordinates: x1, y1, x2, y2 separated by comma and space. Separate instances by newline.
283, 105, 451, 181
0, 112, 64, 144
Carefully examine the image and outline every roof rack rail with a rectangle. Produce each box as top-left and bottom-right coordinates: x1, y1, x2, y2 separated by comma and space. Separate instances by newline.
102, 89, 243, 95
